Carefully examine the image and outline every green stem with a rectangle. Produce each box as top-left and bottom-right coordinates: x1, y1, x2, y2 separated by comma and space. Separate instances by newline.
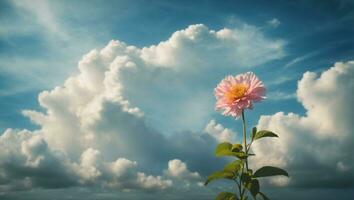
235, 179, 242, 199
241, 110, 249, 171
241, 187, 246, 198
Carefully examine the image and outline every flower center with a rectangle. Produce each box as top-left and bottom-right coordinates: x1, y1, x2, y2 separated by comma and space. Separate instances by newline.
225, 84, 247, 103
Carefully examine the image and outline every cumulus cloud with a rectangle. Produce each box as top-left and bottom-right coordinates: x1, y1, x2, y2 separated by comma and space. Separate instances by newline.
117, 24, 285, 132
0, 23, 286, 195
164, 159, 204, 189
252, 61, 354, 187
141, 24, 285, 68
165, 159, 200, 180
0, 129, 172, 192
1, 20, 352, 199
0, 129, 77, 191
2, 21, 352, 196
204, 120, 235, 142
136, 172, 172, 190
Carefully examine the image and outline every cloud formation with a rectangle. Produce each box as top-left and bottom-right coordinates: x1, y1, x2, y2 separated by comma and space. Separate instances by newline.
252, 61, 354, 187
0, 17, 353, 200
165, 159, 200, 180
0, 24, 285, 194
204, 120, 235, 142
0, 129, 172, 192
141, 24, 285, 68
1, 22, 353, 199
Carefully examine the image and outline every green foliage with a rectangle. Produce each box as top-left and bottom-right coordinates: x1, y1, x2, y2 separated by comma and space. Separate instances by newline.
224, 160, 243, 175
239, 172, 260, 197
249, 179, 259, 197
252, 130, 278, 141
216, 192, 239, 200
204, 171, 235, 185
240, 173, 251, 184
253, 166, 289, 178
215, 142, 248, 159
205, 114, 289, 200
251, 127, 257, 139
231, 144, 243, 152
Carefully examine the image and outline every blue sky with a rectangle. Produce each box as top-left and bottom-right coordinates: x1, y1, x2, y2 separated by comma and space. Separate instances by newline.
1, 0, 354, 133
0, 0, 354, 199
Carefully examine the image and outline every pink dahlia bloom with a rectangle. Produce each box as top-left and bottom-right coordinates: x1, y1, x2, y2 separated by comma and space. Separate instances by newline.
214, 72, 266, 118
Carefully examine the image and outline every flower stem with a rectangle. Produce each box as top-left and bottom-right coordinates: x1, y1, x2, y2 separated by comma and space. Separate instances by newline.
241, 110, 249, 171
235, 179, 242, 198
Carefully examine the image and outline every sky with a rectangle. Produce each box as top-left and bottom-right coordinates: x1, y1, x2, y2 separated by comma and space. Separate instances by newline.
0, 0, 354, 199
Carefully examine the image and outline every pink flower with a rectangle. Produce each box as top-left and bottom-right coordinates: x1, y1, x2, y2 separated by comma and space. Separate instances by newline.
214, 72, 266, 118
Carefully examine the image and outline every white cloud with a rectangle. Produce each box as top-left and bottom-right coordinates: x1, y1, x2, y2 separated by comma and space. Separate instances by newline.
119, 24, 285, 132
1, 18, 352, 197
0, 129, 78, 191
0, 24, 285, 193
164, 159, 202, 189
75, 148, 102, 182
19, 23, 284, 155
166, 159, 200, 180
204, 120, 235, 142
106, 158, 137, 177
136, 172, 172, 190
141, 24, 285, 68
252, 61, 354, 187
0, 130, 172, 191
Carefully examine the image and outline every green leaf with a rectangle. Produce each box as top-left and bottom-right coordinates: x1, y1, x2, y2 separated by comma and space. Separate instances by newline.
224, 160, 243, 174
251, 127, 257, 140
258, 192, 270, 200
253, 130, 278, 141
253, 166, 289, 178
235, 152, 249, 159
249, 179, 260, 197
215, 192, 238, 200
240, 173, 251, 185
215, 142, 248, 159
215, 142, 232, 156
204, 171, 235, 185
231, 143, 243, 152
